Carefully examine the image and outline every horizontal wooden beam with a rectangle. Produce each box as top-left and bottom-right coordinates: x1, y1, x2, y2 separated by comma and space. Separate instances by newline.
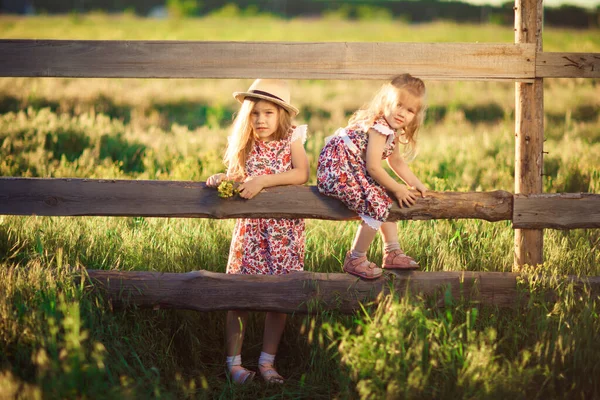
536, 52, 600, 78
0, 177, 512, 222
85, 269, 521, 311
513, 193, 600, 229
84, 269, 600, 312
0, 40, 535, 81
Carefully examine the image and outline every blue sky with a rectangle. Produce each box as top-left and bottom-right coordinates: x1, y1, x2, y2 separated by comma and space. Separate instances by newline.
462, 0, 598, 8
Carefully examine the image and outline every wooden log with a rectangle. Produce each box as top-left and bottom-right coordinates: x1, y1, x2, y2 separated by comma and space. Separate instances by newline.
536, 52, 600, 78
0, 177, 513, 222
84, 269, 521, 312
514, 0, 544, 269
84, 269, 600, 313
513, 193, 600, 229
0, 40, 535, 81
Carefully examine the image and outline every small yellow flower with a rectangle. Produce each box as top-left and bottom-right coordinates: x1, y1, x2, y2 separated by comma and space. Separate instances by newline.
217, 180, 239, 198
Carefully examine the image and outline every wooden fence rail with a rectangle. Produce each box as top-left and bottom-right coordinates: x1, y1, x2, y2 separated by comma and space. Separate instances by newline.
0, 40, 536, 81
1, 40, 598, 80
1, 177, 599, 229
84, 269, 600, 312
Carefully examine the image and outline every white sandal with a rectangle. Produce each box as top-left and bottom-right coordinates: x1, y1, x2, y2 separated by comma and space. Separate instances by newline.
229, 366, 255, 384
259, 365, 284, 384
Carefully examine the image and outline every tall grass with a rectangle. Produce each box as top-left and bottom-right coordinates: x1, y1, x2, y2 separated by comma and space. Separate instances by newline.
1, 14, 599, 399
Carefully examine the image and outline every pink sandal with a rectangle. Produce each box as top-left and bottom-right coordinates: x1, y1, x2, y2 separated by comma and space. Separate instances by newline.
343, 252, 383, 280
382, 249, 419, 270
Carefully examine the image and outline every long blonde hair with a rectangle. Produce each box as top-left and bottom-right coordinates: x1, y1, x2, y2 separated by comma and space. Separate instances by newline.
224, 98, 293, 180
348, 74, 427, 159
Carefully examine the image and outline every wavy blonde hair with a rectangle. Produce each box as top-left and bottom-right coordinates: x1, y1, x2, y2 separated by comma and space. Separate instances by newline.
348, 74, 427, 159
224, 98, 293, 180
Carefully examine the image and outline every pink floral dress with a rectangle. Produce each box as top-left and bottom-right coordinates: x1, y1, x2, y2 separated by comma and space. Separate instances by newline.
317, 117, 398, 230
227, 125, 307, 275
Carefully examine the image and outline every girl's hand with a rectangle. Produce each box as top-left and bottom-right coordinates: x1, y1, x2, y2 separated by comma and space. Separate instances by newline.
411, 182, 428, 197
394, 185, 417, 208
206, 173, 226, 188
238, 176, 265, 199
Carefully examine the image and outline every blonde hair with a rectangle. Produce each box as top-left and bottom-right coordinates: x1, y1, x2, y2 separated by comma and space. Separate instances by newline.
348, 74, 427, 159
224, 98, 293, 180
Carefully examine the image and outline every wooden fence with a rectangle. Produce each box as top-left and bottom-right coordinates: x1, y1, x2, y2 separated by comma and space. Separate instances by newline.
1, 0, 599, 313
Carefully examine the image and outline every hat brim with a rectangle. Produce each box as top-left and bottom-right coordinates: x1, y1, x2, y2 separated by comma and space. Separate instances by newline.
233, 92, 299, 117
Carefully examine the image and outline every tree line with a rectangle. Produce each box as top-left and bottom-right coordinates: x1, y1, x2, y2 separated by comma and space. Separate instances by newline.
3, 0, 600, 28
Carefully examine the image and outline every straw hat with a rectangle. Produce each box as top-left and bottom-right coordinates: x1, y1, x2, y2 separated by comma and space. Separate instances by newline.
233, 79, 299, 116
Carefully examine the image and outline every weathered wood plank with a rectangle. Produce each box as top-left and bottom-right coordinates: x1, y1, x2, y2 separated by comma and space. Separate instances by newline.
85, 269, 522, 312
84, 269, 600, 312
513, 193, 600, 229
514, 0, 544, 269
536, 52, 600, 78
0, 40, 535, 81
0, 177, 513, 222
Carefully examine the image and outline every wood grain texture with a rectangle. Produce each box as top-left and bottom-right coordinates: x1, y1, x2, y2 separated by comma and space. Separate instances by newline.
0, 40, 535, 81
513, 193, 600, 229
0, 177, 513, 222
84, 269, 600, 312
537, 52, 600, 78
514, 0, 544, 268
85, 269, 522, 312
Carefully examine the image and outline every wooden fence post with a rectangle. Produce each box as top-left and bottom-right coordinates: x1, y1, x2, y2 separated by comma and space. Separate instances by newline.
514, 0, 544, 270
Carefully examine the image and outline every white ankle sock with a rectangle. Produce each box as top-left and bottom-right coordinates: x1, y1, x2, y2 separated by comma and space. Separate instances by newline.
350, 250, 367, 259
384, 242, 401, 252
226, 354, 242, 370
258, 351, 275, 367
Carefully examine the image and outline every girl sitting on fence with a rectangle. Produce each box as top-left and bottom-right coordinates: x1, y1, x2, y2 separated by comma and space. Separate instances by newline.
317, 73, 428, 279
206, 79, 309, 384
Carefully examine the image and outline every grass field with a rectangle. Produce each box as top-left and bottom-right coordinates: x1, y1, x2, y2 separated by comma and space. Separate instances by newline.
1, 13, 600, 399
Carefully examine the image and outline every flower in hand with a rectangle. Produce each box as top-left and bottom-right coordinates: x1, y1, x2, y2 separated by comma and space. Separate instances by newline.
217, 180, 240, 198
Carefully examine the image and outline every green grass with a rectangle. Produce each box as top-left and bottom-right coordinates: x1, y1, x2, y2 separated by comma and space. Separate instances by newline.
1, 14, 599, 399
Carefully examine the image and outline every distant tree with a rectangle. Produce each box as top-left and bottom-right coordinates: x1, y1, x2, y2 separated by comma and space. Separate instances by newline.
166, 0, 201, 17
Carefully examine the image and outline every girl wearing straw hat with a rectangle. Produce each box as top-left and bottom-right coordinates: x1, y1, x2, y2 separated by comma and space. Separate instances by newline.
207, 79, 309, 384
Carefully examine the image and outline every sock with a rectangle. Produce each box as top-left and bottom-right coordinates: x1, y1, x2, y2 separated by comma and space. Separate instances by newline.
226, 354, 242, 371
384, 241, 401, 253
350, 249, 367, 259
258, 351, 276, 367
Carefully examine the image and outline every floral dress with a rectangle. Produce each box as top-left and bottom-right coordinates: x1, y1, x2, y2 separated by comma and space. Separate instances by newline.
227, 125, 307, 275
317, 117, 398, 230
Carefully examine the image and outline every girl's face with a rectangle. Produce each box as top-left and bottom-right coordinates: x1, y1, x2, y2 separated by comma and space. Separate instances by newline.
383, 89, 420, 131
251, 100, 280, 141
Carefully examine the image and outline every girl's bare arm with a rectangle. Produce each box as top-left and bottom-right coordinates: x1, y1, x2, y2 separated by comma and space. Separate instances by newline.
386, 144, 427, 196
365, 129, 417, 207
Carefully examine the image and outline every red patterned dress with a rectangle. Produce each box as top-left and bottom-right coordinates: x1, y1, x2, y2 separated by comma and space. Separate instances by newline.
317, 117, 398, 230
227, 125, 307, 275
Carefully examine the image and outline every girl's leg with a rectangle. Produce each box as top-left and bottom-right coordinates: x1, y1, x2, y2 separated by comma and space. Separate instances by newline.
344, 222, 382, 279
225, 310, 255, 383
379, 221, 399, 248
259, 312, 287, 383
351, 221, 379, 253
226, 310, 248, 356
